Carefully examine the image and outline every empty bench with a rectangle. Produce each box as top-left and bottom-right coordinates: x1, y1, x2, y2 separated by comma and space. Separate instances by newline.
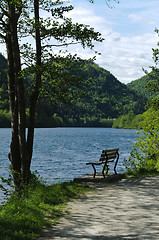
86, 148, 119, 178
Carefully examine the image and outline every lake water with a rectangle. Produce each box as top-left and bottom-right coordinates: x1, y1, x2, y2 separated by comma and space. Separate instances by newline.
0, 128, 138, 201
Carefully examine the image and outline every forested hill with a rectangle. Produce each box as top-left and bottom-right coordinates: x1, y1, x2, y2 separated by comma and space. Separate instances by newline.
0, 53, 148, 127
48, 62, 147, 127
127, 75, 155, 100
0, 53, 7, 87
0, 53, 9, 117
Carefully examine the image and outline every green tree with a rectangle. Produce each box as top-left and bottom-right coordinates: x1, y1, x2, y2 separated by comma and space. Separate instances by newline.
125, 108, 159, 173
144, 28, 159, 109
125, 29, 159, 174
0, 0, 103, 190
0, 0, 27, 189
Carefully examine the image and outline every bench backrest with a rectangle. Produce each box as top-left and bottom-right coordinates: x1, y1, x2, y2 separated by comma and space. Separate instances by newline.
99, 148, 119, 163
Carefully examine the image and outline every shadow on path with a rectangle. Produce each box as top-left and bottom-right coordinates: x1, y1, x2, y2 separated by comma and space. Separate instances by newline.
38, 176, 159, 240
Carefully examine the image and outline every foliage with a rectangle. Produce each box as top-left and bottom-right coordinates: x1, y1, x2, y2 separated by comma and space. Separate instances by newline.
112, 112, 144, 129
0, 0, 104, 188
144, 29, 159, 89
142, 28, 159, 109
35, 61, 147, 127
0, 54, 9, 111
124, 28, 159, 174
0, 110, 10, 127
124, 108, 159, 174
0, 53, 8, 88
0, 53, 149, 128
0, 176, 90, 240
127, 75, 156, 100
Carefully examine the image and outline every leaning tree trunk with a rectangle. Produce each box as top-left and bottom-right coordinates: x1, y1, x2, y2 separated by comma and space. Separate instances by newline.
1, 0, 42, 190
10, 22, 29, 185
27, 0, 42, 170
7, 3, 30, 188
6, 32, 22, 190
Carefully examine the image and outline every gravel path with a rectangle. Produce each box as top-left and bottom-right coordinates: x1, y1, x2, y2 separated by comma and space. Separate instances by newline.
38, 176, 159, 240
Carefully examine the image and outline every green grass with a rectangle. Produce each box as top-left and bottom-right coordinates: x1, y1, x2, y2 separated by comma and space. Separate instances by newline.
125, 169, 159, 178
0, 178, 90, 240
2, 170, 158, 240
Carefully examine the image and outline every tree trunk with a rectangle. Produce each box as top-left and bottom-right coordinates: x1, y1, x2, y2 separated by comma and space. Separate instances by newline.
5, 0, 42, 189
27, 0, 42, 169
8, 3, 30, 186
6, 32, 22, 190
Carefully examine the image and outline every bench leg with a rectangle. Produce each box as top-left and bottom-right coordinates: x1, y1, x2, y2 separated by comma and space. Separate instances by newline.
102, 167, 105, 178
102, 163, 108, 178
91, 164, 96, 178
114, 165, 117, 174
114, 153, 119, 174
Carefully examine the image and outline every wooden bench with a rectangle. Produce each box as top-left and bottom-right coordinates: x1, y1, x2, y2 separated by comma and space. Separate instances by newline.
86, 148, 119, 178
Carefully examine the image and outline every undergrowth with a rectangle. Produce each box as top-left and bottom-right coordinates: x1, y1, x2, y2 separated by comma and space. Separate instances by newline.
125, 168, 159, 178
0, 176, 90, 240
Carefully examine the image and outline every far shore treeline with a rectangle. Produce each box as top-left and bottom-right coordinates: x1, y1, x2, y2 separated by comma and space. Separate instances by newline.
0, 53, 152, 129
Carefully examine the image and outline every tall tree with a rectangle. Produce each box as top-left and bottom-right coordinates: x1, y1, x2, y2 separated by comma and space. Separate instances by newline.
144, 28, 159, 109
0, 0, 103, 190
0, 0, 28, 189
124, 29, 159, 174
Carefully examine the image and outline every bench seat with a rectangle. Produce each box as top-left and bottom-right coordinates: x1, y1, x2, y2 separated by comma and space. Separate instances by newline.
86, 148, 119, 178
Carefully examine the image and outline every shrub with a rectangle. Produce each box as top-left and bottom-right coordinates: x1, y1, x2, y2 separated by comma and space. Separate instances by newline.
0, 110, 10, 127
124, 108, 159, 174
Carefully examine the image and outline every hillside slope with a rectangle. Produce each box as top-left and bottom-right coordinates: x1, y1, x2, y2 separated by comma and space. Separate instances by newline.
36, 62, 147, 127
127, 75, 155, 100
0, 54, 149, 127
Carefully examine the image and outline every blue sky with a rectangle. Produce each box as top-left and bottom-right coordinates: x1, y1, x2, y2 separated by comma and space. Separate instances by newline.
67, 0, 159, 83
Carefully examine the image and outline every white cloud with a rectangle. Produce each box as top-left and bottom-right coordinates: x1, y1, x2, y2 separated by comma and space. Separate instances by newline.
129, 14, 143, 23
1, 0, 159, 85
65, 5, 112, 33
64, 1, 159, 84
94, 32, 158, 83
129, 10, 158, 26
64, 27, 158, 83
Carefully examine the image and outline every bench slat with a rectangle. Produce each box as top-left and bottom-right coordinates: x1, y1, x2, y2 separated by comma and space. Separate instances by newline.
100, 154, 117, 161
86, 148, 119, 178
100, 154, 116, 159
86, 161, 103, 165
102, 148, 119, 153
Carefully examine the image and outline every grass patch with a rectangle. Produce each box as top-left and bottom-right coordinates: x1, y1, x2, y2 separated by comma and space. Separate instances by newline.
125, 169, 159, 178
0, 177, 90, 240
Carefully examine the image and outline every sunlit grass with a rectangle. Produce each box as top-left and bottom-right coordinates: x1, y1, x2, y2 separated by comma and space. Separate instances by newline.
0, 177, 90, 240
125, 169, 159, 178
2, 169, 158, 240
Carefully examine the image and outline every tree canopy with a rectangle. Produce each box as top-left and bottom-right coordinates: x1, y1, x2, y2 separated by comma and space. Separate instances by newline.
0, 0, 103, 190
0, 55, 148, 128
124, 28, 159, 175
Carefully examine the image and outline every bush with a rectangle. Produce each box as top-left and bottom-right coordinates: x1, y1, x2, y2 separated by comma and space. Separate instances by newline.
124, 108, 159, 174
0, 175, 90, 240
0, 110, 10, 127
112, 113, 143, 129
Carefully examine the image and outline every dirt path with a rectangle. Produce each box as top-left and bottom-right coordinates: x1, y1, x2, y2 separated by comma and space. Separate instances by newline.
38, 176, 159, 240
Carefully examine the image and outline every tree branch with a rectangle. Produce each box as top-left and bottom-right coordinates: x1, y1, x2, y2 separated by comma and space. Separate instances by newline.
0, 5, 10, 18
42, 41, 79, 48
0, 31, 6, 40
